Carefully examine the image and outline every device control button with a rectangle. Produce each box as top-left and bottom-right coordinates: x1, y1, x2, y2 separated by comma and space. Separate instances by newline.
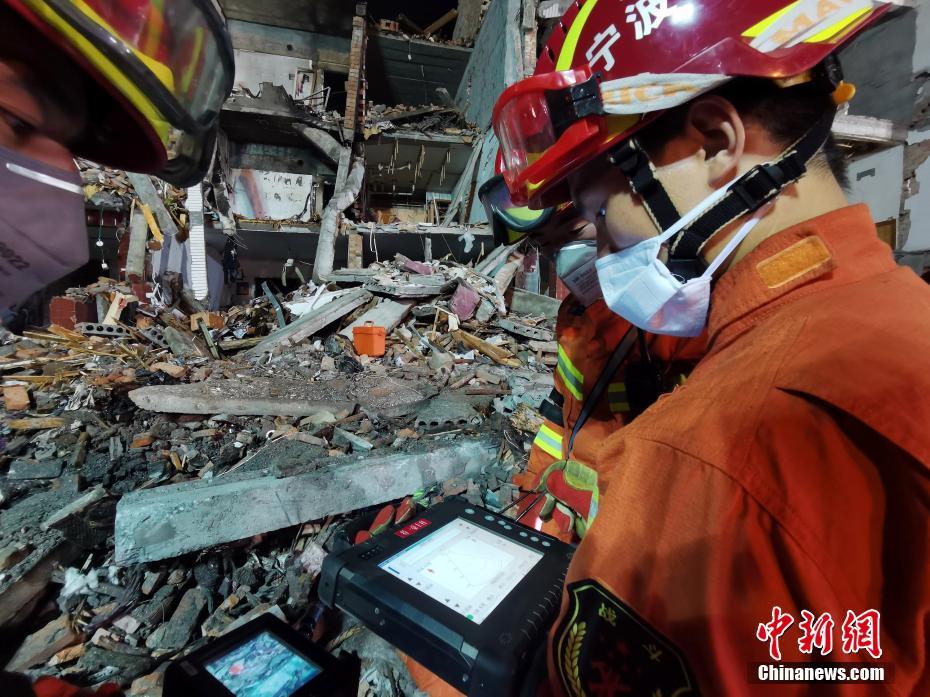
519, 531, 528, 538
530, 536, 539, 543
542, 541, 551, 547
484, 515, 494, 521
497, 520, 507, 526
465, 508, 475, 515
503, 524, 512, 530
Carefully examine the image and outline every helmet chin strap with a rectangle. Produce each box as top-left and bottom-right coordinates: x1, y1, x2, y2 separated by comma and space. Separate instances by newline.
608, 138, 683, 232
606, 111, 836, 280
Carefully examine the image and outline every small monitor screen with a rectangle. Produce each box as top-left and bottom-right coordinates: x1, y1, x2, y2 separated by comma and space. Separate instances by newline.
206, 631, 321, 697
379, 518, 543, 624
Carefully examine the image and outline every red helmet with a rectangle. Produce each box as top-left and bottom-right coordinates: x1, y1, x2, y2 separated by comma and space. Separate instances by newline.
494, 0, 892, 207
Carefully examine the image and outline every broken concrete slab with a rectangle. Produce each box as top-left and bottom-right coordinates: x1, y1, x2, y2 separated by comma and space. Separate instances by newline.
333, 427, 374, 453
351, 375, 434, 420
363, 276, 453, 298
128, 379, 357, 418
162, 327, 202, 359
328, 268, 381, 284
7, 458, 65, 480
248, 288, 372, 357
114, 434, 501, 564
6, 614, 81, 671
340, 299, 414, 340
510, 289, 560, 320
414, 396, 483, 432
498, 318, 555, 342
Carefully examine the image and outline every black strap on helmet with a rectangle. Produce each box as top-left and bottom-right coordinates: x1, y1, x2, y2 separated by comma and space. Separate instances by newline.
666, 111, 836, 279
607, 138, 681, 232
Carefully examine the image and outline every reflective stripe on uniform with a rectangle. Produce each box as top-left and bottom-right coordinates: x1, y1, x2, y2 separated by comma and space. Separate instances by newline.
608, 382, 630, 413
557, 345, 584, 401
534, 423, 564, 460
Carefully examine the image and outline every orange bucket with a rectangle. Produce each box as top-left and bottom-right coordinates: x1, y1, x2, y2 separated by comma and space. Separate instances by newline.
353, 322, 386, 357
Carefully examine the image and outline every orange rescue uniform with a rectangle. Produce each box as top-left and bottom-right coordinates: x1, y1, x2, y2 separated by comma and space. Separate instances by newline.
547, 205, 930, 696
516, 299, 704, 539
412, 300, 703, 697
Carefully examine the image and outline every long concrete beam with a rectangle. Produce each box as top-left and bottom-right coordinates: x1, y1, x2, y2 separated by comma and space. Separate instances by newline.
114, 434, 501, 564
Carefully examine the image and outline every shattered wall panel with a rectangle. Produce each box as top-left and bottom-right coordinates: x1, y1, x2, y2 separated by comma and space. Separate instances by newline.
229, 170, 316, 221
454, 0, 524, 129
233, 49, 315, 99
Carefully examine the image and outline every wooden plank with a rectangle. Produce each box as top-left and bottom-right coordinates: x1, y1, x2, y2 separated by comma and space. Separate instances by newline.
422, 8, 458, 35
6, 417, 70, 431
452, 330, 522, 368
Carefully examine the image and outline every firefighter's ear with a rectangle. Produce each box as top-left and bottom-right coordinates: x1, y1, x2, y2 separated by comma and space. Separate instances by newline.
685, 95, 745, 189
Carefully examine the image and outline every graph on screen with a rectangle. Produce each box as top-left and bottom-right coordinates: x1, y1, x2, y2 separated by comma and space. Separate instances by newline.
380, 518, 542, 624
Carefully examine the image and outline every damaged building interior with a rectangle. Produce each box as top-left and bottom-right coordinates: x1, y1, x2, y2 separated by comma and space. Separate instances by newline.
2, 0, 930, 695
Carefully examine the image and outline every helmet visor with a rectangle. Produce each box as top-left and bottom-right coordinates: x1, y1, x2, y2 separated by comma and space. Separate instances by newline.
22, 0, 234, 132
478, 174, 554, 247
493, 67, 612, 208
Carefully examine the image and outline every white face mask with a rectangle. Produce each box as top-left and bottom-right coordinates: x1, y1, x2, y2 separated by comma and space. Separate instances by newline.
595, 181, 771, 337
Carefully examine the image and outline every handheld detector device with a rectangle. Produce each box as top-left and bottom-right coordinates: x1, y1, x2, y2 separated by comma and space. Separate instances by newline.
320, 498, 575, 695
163, 614, 353, 697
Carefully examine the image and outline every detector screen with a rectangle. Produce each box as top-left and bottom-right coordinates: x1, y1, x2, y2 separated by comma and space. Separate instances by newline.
379, 518, 543, 624
205, 631, 321, 697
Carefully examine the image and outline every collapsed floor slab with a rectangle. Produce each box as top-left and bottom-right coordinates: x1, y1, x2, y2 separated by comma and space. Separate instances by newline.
114, 434, 501, 564
247, 288, 372, 357
127, 379, 357, 417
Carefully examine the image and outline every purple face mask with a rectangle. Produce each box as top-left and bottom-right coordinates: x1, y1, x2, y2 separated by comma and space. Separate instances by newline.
0, 146, 88, 308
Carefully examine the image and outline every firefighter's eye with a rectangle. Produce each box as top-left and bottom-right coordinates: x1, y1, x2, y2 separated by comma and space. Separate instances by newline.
0, 110, 36, 138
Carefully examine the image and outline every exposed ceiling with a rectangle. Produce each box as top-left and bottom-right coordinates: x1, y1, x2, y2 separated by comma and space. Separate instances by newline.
219, 0, 354, 35
367, 34, 471, 107
365, 131, 474, 197
219, 0, 460, 38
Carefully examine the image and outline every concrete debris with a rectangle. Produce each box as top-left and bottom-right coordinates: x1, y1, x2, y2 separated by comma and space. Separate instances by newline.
114, 434, 501, 564
340, 298, 415, 339
6, 614, 81, 671
247, 288, 373, 357
2, 202, 559, 691
128, 379, 357, 418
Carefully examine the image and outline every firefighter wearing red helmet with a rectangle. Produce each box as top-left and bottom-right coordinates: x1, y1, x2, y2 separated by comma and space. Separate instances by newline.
492, 0, 930, 695
0, 0, 234, 312
479, 166, 705, 542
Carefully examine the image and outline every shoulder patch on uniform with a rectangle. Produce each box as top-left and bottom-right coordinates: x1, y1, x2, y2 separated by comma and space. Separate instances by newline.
554, 581, 700, 697
755, 235, 834, 290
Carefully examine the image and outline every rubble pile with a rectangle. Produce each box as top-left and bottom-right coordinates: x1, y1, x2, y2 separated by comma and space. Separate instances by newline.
79, 162, 188, 227
0, 250, 559, 694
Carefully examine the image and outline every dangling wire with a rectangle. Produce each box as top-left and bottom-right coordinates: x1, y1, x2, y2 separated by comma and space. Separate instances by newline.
95, 214, 107, 270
